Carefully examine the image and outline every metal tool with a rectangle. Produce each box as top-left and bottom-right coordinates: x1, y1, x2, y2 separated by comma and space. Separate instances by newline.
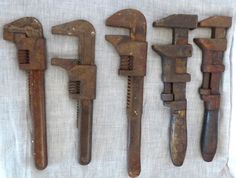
3, 17, 47, 170
194, 16, 232, 162
152, 14, 198, 166
105, 9, 147, 177
51, 20, 96, 165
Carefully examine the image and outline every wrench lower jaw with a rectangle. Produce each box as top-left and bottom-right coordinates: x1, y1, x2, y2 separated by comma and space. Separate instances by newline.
201, 110, 218, 162
169, 109, 187, 167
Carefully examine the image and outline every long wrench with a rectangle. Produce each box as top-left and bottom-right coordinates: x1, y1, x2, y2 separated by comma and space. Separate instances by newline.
3, 17, 47, 170
152, 14, 198, 166
194, 16, 232, 161
105, 9, 147, 177
51, 20, 96, 165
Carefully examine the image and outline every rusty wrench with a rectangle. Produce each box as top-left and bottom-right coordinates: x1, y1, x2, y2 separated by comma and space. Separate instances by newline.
105, 9, 147, 177
3, 17, 47, 170
51, 20, 96, 165
194, 16, 232, 161
152, 14, 198, 166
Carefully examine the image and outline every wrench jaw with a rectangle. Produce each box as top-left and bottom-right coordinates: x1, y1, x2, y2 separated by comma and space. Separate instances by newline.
153, 14, 198, 29
3, 17, 47, 170
105, 9, 144, 28
198, 16, 232, 28
52, 20, 96, 65
51, 58, 77, 71
105, 35, 130, 56
3, 17, 43, 40
105, 35, 129, 47
51, 20, 95, 37
106, 35, 147, 77
3, 17, 46, 71
106, 9, 146, 41
105, 35, 130, 74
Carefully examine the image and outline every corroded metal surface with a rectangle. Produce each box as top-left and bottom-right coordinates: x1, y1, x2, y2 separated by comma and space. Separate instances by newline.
51, 20, 96, 165
152, 14, 198, 166
194, 16, 232, 162
105, 9, 147, 177
3, 17, 47, 170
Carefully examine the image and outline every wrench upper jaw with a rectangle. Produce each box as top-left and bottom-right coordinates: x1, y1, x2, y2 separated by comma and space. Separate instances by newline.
153, 14, 198, 30
198, 16, 232, 28
51, 20, 95, 37
106, 9, 146, 41
3, 17, 43, 41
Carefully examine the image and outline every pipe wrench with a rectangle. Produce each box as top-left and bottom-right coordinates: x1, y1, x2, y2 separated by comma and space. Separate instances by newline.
51, 20, 96, 165
105, 9, 147, 177
3, 17, 47, 170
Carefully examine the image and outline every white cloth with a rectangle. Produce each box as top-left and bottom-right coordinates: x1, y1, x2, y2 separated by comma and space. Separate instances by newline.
0, 0, 235, 177
228, 28, 236, 177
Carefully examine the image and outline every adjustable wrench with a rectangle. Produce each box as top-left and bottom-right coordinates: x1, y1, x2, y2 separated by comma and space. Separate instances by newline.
152, 14, 198, 166
105, 9, 147, 177
194, 16, 232, 161
51, 20, 96, 165
3, 17, 47, 170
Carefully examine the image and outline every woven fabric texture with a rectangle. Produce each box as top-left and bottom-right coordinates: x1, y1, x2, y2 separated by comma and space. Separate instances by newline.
0, 0, 235, 177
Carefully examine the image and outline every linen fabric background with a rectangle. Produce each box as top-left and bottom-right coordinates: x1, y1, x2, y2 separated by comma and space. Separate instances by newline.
0, 0, 235, 178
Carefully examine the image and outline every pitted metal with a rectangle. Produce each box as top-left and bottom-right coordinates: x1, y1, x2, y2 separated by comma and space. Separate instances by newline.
194, 16, 232, 162
3, 17, 47, 170
105, 9, 147, 177
152, 14, 198, 166
51, 20, 96, 165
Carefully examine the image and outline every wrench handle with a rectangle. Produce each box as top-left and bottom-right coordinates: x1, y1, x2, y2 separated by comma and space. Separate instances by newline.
79, 99, 93, 165
29, 70, 47, 170
128, 116, 141, 178
127, 76, 143, 177
201, 109, 218, 162
169, 110, 187, 166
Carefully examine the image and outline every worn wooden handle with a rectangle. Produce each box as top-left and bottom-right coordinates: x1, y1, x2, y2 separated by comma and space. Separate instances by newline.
201, 110, 218, 162
30, 70, 47, 170
127, 116, 141, 178
169, 110, 187, 166
79, 100, 93, 165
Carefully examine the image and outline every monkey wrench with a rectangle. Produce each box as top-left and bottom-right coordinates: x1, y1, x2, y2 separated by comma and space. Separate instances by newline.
3, 17, 47, 170
51, 20, 96, 165
194, 16, 232, 162
152, 14, 198, 166
105, 9, 147, 177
